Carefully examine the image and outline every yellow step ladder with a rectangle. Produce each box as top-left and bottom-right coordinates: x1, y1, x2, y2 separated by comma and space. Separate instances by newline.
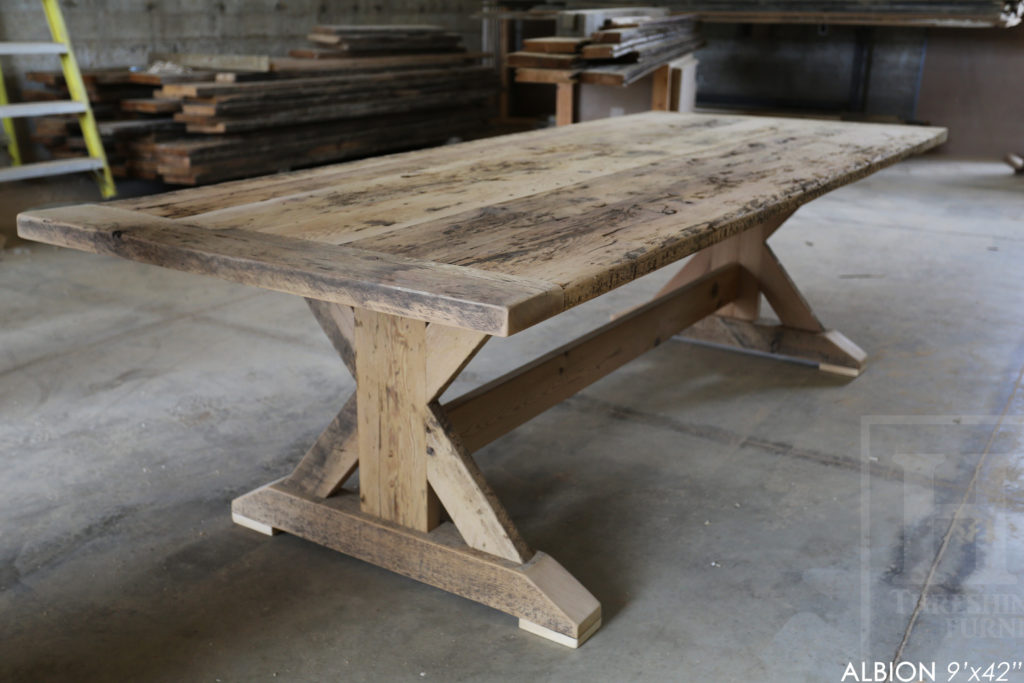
0, 0, 116, 198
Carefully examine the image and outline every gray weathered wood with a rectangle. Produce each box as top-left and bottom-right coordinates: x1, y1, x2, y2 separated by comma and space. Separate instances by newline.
232, 483, 601, 644
17, 204, 563, 336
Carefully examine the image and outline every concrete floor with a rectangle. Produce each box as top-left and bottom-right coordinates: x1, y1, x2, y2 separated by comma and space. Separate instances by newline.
1, 159, 1022, 681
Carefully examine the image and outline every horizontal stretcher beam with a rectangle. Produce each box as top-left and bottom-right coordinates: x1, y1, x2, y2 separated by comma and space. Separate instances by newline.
444, 263, 743, 453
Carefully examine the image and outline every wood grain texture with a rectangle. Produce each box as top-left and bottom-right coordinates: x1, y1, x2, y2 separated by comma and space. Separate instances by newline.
355, 310, 435, 530
446, 264, 741, 453
231, 483, 600, 642
425, 324, 488, 401
19, 112, 945, 335
306, 299, 357, 373
16, 205, 562, 336
556, 83, 575, 127
425, 406, 532, 563
284, 396, 360, 498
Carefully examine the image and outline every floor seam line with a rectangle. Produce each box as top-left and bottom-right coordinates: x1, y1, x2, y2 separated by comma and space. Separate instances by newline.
891, 360, 1024, 664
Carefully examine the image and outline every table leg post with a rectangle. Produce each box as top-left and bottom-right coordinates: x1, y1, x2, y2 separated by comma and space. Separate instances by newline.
231, 304, 602, 647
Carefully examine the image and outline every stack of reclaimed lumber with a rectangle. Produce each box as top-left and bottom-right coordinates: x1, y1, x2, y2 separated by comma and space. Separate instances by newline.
512, 13, 702, 87
22, 24, 496, 186
162, 66, 495, 134
152, 65, 495, 184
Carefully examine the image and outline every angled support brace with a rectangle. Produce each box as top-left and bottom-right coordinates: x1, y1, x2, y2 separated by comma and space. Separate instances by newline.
645, 211, 867, 377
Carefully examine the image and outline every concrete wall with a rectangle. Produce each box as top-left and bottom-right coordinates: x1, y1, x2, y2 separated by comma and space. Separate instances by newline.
0, 0, 483, 84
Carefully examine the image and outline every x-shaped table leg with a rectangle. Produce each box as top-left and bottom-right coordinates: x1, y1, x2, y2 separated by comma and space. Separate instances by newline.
232, 299, 602, 648
655, 210, 867, 376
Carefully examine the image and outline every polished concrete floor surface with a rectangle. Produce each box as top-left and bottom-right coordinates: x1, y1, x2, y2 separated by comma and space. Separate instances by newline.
1, 159, 1022, 681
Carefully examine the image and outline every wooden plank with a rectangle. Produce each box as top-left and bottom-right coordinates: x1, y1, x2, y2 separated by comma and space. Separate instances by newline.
283, 396, 359, 498
231, 484, 601, 645
268, 53, 487, 72
347, 114, 945, 309
166, 114, 749, 232
120, 98, 181, 114
173, 89, 495, 133
756, 243, 824, 331
514, 68, 579, 84
425, 407, 532, 563
581, 29, 696, 59
153, 114, 485, 184
157, 66, 492, 98
31, 113, 945, 332
521, 37, 587, 54
579, 37, 704, 86
16, 204, 564, 336
113, 113, 703, 217
445, 264, 741, 453
306, 299, 356, 373
425, 324, 488, 401
555, 83, 575, 127
650, 64, 671, 111
355, 310, 435, 531
506, 52, 580, 69
128, 70, 218, 85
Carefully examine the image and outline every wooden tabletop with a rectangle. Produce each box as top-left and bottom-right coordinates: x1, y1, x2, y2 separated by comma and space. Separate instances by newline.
18, 112, 945, 335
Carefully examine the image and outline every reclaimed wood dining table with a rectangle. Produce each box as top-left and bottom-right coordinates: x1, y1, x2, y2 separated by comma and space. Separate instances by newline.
18, 111, 946, 648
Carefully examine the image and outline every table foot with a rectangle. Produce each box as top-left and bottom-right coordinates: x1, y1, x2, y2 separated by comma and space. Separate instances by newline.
232, 480, 601, 647
231, 511, 279, 536
520, 615, 601, 648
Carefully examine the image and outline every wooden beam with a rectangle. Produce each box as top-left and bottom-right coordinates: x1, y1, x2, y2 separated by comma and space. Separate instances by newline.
425, 324, 489, 401
650, 210, 795, 316
756, 243, 823, 331
17, 205, 564, 336
232, 483, 601, 647
355, 310, 436, 531
651, 64, 671, 112
283, 396, 359, 498
555, 83, 575, 127
306, 299, 356, 373
445, 264, 741, 453
425, 407, 532, 563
